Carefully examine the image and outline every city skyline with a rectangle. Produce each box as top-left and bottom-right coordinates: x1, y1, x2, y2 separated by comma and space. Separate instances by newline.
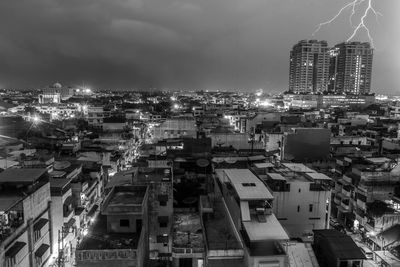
0, 0, 397, 93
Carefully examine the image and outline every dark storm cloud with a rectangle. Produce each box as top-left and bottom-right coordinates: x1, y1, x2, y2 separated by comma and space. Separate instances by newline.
0, 0, 397, 93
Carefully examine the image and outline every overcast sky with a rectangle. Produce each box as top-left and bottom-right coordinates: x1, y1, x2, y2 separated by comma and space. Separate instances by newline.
0, 0, 398, 93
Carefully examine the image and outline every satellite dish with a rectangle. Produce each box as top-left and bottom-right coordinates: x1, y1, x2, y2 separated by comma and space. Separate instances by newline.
196, 158, 209, 167
225, 157, 237, 164
54, 161, 71, 170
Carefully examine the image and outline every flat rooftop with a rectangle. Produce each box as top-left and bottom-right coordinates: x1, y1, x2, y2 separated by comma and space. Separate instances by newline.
219, 169, 273, 200
243, 214, 289, 241
109, 191, 145, 206
173, 213, 204, 249
0, 168, 47, 183
105, 168, 138, 189
287, 242, 319, 267
282, 163, 316, 173
102, 185, 147, 214
77, 214, 140, 250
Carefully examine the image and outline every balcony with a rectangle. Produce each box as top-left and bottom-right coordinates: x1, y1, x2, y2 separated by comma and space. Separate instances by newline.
342, 185, 352, 198
0, 203, 24, 244
341, 199, 350, 211
334, 195, 341, 205
343, 175, 352, 184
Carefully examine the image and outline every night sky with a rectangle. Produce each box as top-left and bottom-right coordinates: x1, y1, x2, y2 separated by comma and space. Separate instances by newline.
0, 0, 397, 93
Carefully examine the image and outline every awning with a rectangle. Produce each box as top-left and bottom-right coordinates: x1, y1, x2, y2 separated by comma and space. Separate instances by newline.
5, 242, 26, 257
158, 216, 169, 224
33, 218, 49, 231
35, 243, 50, 257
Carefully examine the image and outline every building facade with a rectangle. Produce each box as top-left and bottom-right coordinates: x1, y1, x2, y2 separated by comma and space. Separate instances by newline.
289, 40, 330, 93
329, 42, 373, 94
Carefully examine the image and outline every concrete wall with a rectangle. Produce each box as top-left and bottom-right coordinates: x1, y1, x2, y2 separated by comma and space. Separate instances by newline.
282, 128, 331, 161
272, 182, 331, 238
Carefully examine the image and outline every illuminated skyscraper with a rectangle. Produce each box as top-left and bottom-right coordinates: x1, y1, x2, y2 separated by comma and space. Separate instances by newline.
289, 40, 330, 93
329, 42, 373, 94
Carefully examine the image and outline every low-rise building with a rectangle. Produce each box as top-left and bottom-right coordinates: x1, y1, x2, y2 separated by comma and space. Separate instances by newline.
253, 162, 332, 238
75, 185, 149, 267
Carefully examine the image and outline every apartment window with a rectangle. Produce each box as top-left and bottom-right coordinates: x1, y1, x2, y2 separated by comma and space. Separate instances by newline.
120, 219, 130, 227
297, 205, 300, 212
158, 216, 169, 228
34, 230, 41, 243
156, 235, 169, 243
309, 204, 313, 212
158, 194, 168, 206
298, 188, 301, 193
242, 183, 256, 187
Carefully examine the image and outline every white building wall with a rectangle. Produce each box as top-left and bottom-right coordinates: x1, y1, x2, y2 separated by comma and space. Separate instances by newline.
272, 182, 330, 238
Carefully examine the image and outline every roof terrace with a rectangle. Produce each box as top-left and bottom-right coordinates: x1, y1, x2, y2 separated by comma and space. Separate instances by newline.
101, 185, 148, 215
172, 213, 204, 254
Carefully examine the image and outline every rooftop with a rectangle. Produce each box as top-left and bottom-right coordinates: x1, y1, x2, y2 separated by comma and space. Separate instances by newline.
102, 185, 147, 215
287, 242, 319, 267
282, 163, 316, 173
218, 169, 273, 200
243, 214, 289, 241
314, 229, 365, 260
173, 213, 204, 249
0, 168, 47, 183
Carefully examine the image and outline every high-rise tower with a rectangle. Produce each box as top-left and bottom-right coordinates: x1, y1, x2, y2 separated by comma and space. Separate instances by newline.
289, 40, 330, 94
329, 42, 373, 94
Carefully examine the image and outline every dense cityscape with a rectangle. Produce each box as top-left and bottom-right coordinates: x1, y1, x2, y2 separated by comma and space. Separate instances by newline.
0, 35, 399, 267
0, 0, 399, 266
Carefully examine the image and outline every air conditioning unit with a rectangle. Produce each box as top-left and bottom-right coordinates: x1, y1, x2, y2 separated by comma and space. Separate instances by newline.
265, 208, 272, 215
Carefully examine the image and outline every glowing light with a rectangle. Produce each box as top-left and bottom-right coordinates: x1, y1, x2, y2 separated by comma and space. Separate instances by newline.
32, 115, 40, 123
170, 96, 177, 101
313, 0, 382, 47
173, 104, 179, 109
83, 228, 88, 236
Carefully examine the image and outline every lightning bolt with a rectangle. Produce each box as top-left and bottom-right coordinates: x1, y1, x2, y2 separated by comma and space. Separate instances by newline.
312, 0, 382, 48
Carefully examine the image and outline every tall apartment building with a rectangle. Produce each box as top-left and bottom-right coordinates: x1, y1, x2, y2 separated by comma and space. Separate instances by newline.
289, 40, 330, 93
329, 42, 373, 94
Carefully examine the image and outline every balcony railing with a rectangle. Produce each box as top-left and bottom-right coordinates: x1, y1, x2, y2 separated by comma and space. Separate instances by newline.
172, 247, 204, 254
76, 249, 137, 262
